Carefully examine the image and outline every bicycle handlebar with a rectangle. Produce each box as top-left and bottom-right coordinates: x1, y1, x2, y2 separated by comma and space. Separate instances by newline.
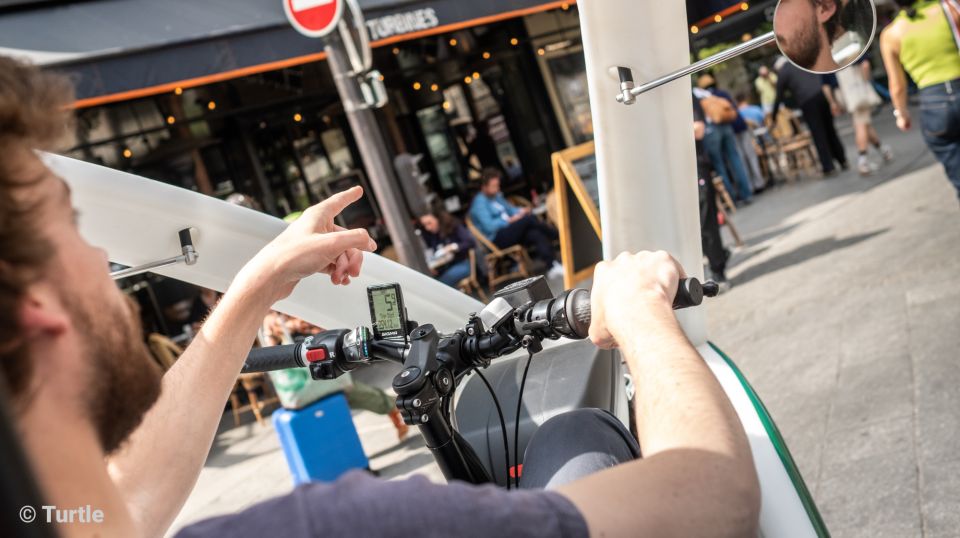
241, 276, 717, 376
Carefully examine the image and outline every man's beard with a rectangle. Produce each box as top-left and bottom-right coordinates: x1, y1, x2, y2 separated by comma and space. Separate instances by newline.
65, 291, 163, 455
778, 11, 823, 70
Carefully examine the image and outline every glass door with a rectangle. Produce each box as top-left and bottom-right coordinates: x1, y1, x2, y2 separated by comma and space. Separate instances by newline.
416, 105, 464, 193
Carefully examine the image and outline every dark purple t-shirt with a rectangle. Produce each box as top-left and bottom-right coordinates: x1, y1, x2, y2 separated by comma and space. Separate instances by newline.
175, 470, 588, 538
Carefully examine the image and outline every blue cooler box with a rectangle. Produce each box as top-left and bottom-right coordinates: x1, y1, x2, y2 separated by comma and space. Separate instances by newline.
272, 392, 369, 485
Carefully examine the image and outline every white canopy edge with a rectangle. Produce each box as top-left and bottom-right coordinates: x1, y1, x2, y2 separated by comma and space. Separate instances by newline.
46, 153, 482, 333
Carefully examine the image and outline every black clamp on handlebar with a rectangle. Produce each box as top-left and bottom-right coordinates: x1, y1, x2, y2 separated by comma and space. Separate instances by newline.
392, 325, 455, 427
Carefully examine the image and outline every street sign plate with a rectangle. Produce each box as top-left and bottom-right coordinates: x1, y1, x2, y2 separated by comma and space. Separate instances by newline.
284, 0, 343, 38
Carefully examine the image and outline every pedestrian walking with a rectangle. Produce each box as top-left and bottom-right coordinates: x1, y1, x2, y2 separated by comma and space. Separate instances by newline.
695, 76, 754, 203
881, 0, 960, 200
772, 61, 849, 175
829, 57, 894, 175
699, 76, 763, 195
693, 92, 732, 289
737, 94, 775, 190
755, 65, 779, 114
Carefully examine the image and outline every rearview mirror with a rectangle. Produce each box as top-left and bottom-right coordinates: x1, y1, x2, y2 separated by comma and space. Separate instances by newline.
774, 0, 877, 74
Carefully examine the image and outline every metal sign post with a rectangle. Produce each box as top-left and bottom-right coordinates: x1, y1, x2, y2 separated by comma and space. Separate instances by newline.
285, 0, 429, 273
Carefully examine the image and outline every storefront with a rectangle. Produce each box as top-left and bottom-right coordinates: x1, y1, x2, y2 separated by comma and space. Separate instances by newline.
1, 0, 793, 234
1, 1, 592, 239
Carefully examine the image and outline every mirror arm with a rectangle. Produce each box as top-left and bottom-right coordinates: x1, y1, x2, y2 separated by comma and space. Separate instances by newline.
110, 228, 199, 280
616, 31, 775, 104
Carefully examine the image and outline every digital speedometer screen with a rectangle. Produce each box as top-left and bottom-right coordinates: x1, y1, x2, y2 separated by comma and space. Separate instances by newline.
371, 288, 402, 333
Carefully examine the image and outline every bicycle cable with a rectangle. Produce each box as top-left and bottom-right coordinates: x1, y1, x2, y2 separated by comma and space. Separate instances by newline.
513, 348, 535, 489
473, 367, 511, 490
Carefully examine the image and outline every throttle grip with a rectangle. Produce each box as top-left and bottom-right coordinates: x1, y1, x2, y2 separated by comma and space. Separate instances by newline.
241, 344, 303, 373
557, 288, 591, 339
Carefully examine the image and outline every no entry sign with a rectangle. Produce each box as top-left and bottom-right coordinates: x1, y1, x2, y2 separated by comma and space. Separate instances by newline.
284, 0, 343, 38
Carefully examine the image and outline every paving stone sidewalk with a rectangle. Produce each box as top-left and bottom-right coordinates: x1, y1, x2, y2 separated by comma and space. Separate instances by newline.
709, 158, 959, 537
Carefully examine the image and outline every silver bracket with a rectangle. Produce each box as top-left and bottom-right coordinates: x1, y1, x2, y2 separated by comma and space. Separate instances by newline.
615, 31, 776, 103
111, 228, 199, 280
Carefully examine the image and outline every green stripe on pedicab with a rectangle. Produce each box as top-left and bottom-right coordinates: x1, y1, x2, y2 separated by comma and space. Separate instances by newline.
708, 341, 831, 538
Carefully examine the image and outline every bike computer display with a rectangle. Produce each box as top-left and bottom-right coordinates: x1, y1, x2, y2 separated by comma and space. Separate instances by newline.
367, 283, 408, 342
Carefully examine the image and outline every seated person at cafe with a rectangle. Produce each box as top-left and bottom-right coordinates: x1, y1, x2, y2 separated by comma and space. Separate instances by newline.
469, 168, 563, 279
418, 211, 476, 288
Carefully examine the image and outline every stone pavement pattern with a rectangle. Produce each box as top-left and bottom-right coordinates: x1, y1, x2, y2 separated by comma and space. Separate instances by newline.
168, 115, 959, 537
708, 113, 959, 538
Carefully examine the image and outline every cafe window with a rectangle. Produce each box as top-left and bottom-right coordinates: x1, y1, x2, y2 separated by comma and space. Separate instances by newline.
417, 105, 463, 192
540, 45, 593, 145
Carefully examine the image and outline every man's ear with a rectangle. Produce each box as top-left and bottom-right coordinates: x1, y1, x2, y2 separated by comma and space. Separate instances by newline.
817, 0, 839, 23
18, 286, 70, 340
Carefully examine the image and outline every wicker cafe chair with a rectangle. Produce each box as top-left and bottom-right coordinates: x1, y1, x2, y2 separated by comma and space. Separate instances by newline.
147, 333, 183, 371
465, 217, 532, 290
712, 176, 737, 215
769, 110, 820, 181
753, 136, 785, 186
710, 177, 744, 248
148, 332, 277, 427
231, 373, 280, 427
507, 195, 533, 210
456, 248, 488, 302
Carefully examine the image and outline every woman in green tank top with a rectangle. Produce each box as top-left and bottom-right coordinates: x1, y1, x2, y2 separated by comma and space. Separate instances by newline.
881, 0, 960, 199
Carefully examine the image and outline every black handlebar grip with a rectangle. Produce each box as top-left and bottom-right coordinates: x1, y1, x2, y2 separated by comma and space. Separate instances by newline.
241, 344, 303, 374
672, 278, 704, 310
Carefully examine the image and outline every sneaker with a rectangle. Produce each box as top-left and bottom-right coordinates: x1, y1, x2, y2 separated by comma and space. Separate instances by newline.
857, 155, 873, 176
715, 279, 732, 294
880, 144, 894, 162
546, 261, 565, 280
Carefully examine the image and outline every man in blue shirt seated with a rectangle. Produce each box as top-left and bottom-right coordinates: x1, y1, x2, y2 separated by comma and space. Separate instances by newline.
469, 168, 563, 279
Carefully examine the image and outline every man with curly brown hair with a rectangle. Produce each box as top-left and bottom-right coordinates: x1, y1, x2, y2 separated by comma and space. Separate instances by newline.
0, 56, 377, 536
